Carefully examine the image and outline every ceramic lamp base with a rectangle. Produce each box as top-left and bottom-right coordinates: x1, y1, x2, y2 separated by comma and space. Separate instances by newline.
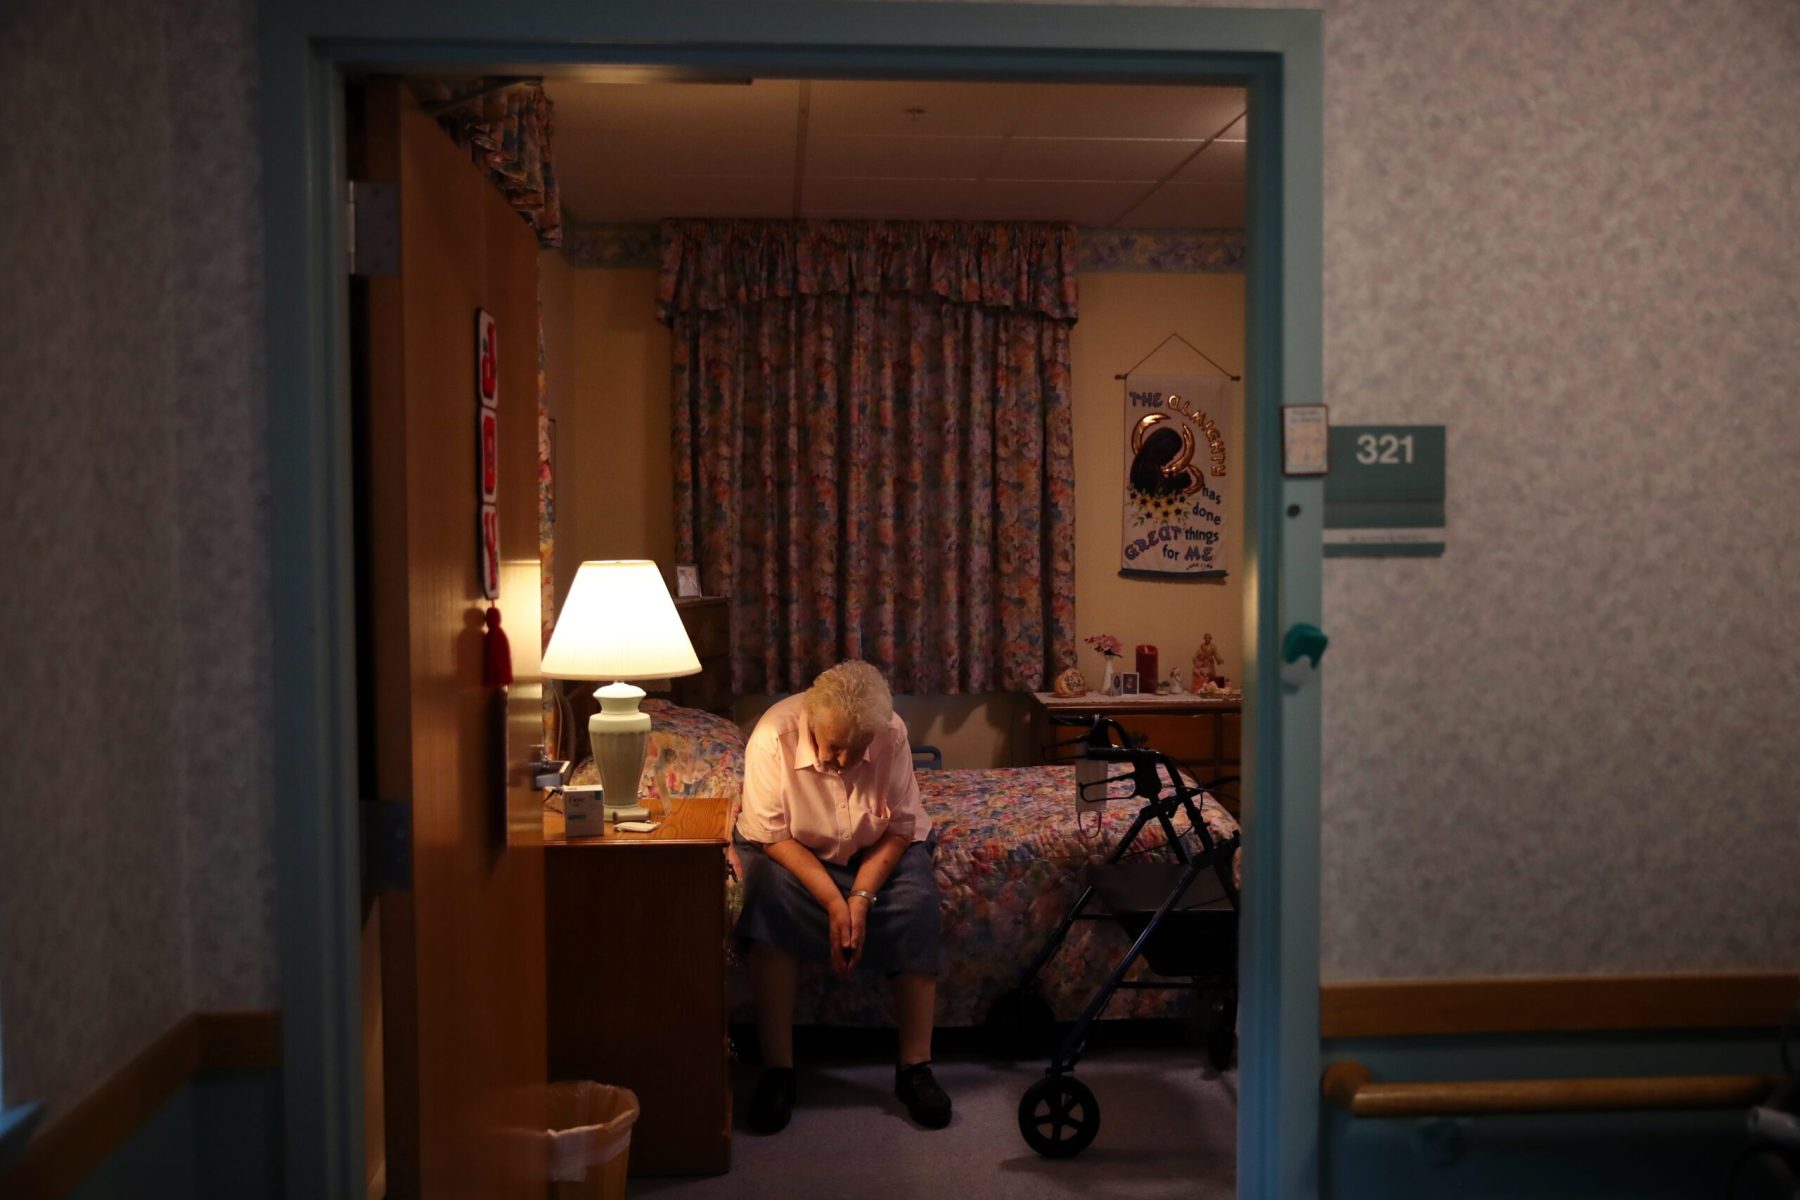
589, 681, 651, 826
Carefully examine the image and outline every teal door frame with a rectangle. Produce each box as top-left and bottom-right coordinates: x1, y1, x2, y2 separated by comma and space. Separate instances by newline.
258, 4, 1323, 1196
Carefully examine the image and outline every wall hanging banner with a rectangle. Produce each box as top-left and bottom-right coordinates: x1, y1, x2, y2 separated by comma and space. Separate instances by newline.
1120, 373, 1231, 578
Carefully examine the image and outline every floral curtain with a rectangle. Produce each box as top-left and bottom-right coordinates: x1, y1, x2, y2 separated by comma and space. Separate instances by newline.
660, 220, 1078, 695
435, 82, 563, 248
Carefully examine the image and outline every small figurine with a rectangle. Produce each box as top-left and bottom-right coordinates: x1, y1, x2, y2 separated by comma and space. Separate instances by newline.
1053, 666, 1088, 698
1192, 633, 1223, 689
1158, 667, 1184, 695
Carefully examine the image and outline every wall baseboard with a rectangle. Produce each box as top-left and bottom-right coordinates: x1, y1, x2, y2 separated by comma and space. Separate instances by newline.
1321, 972, 1800, 1038
1, 1010, 280, 1200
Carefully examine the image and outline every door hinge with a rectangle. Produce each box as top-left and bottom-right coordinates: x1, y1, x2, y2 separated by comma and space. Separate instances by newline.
364, 797, 413, 893
346, 180, 399, 277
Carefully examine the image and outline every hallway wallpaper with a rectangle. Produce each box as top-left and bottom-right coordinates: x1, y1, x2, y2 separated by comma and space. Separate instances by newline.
1306, 0, 1800, 977
5, 0, 1798, 1121
0, 0, 271, 1118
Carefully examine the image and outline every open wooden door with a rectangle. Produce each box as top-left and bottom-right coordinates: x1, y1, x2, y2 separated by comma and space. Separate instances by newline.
354, 79, 548, 1200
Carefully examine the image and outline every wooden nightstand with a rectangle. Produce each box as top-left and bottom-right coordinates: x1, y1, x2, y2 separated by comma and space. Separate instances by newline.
543, 796, 732, 1175
670, 596, 731, 715
1027, 692, 1243, 815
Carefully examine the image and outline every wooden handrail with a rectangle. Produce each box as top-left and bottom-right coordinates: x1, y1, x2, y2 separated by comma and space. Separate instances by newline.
1322, 1059, 1779, 1118
1320, 972, 1800, 1038
3, 1011, 280, 1200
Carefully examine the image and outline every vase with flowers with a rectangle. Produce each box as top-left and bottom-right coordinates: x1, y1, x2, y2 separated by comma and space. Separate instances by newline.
1084, 633, 1124, 695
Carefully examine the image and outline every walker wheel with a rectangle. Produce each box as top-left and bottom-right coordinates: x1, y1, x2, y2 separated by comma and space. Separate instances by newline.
983, 987, 1056, 1061
1018, 1074, 1100, 1158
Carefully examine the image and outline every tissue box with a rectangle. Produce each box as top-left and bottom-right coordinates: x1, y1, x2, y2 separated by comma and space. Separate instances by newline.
561, 785, 606, 838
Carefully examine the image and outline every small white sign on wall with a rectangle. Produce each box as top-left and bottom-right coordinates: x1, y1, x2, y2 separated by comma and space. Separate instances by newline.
1282, 405, 1329, 475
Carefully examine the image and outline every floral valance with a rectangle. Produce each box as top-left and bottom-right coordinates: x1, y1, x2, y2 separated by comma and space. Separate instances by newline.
435, 82, 563, 248
656, 220, 1079, 324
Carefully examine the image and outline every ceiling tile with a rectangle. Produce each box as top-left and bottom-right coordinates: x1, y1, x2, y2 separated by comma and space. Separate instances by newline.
544, 78, 1249, 229
964, 180, 1152, 226
807, 80, 1035, 136
1114, 182, 1246, 229
544, 79, 801, 136
1173, 139, 1247, 184
553, 159, 633, 222
583, 126, 796, 179
550, 151, 615, 223
801, 177, 977, 220
606, 175, 794, 222
1010, 84, 1243, 140
557, 190, 636, 224
807, 134, 1001, 180
988, 137, 1200, 182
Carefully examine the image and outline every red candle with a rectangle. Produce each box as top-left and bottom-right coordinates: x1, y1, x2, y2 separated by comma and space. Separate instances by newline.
1135, 644, 1158, 688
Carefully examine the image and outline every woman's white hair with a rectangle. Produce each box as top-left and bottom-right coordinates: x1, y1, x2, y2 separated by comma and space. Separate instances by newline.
804, 659, 894, 742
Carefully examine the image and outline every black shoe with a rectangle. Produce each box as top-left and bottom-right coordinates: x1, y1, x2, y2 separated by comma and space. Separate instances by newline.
746, 1067, 796, 1134
895, 1062, 952, 1129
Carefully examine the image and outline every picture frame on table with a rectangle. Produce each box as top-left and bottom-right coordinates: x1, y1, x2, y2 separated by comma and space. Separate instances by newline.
675, 563, 701, 598
1116, 671, 1140, 696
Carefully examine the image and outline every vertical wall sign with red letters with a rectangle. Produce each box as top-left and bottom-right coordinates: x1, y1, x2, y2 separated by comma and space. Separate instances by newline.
477, 309, 501, 599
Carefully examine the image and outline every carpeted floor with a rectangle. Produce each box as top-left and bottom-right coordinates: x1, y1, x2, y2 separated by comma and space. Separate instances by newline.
630, 1047, 1237, 1200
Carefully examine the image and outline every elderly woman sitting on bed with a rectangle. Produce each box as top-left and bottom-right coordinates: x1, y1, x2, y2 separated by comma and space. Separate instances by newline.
734, 659, 951, 1135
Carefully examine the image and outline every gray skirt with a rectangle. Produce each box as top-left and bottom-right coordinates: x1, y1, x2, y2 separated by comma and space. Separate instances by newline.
733, 835, 943, 976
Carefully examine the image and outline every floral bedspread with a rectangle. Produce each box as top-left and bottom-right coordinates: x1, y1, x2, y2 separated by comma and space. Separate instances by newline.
730, 764, 1242, 1028
566, 704, 1242, 1029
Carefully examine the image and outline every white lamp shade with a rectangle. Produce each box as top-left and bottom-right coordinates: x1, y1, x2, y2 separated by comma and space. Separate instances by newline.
541, 560, 703, 681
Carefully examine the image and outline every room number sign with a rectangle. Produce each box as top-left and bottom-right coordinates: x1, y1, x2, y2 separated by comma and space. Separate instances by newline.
1323, 424, 1445, 558
1353, 431, 1415, 465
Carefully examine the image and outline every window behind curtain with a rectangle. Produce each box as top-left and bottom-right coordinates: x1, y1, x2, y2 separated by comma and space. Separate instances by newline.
660, 220, 1079, 695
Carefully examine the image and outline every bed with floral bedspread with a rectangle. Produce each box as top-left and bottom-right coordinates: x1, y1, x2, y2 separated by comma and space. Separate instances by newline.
569, 700, 1241, 1028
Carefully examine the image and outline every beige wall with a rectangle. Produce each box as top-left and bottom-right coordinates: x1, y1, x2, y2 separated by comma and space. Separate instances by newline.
542, 265, 1246, 765
1070, 273, 1246, 699
539, 250, 575, 600
541, 260, 676, 610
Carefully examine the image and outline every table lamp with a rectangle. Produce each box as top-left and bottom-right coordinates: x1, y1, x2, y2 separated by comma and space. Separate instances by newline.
541, 560, 702, 824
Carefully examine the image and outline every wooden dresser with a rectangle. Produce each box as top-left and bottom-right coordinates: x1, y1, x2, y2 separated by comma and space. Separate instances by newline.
669, 596, 731, 715
1027, 692, 1242, 815
543, 796, 733, 1175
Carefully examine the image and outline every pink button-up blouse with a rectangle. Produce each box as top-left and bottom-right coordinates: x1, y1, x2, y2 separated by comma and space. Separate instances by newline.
733, 693, 930, 866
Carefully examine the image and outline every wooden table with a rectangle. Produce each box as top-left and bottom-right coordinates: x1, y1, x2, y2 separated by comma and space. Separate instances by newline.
543, 796, 732, 1175
1027, 692, 1243, 814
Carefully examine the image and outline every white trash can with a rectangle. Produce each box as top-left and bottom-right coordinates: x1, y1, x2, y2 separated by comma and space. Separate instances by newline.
545, 1082, 640, 1199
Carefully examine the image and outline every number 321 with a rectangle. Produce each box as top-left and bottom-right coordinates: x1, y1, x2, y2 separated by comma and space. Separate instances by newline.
1356, 433, 1414, 465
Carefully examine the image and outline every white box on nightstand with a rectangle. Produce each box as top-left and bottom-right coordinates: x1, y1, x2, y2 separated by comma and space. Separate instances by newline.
561, 785, 606, 838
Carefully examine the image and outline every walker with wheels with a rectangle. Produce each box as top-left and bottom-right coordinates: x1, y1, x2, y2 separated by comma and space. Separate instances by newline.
988, 722, 1241, 1159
